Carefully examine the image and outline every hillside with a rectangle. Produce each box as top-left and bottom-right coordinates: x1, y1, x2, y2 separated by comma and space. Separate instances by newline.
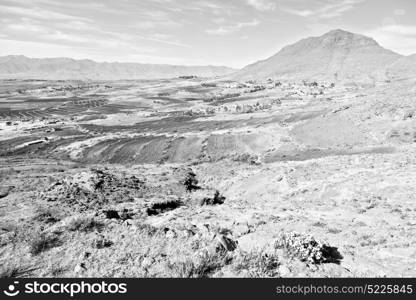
0, 55, 235, 80
233, 29, 403, 82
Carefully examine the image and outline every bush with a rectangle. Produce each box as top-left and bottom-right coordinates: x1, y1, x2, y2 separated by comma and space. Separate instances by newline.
275, 232, 342, 264
182, 171, 200, 191
168, 249, 231, 278
66, 216, 103, 232
29, 232, 61, 255
32, 206, 62, 224
232, 249, 281, 277
200, 190, 225, 206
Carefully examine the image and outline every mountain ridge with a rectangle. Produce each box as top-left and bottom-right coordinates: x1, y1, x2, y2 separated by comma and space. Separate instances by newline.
233, 29, 413, 82
0, 55, 236, 80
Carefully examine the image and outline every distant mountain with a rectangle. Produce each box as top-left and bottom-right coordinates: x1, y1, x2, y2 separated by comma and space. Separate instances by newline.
0, 55, 235, 80
233, 29, 404, 82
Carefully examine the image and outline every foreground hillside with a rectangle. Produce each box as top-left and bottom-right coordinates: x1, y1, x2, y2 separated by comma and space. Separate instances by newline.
0, 76, 415, 277
0, 55, 235, 80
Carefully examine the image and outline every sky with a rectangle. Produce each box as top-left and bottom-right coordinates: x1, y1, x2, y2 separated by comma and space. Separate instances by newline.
0, 0, 415, 68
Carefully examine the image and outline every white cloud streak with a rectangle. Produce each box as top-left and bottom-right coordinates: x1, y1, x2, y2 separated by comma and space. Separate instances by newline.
367, 24, 416, 55
281, 0, 362, 19
246, 0, 276, 11
206, 19, 260, 35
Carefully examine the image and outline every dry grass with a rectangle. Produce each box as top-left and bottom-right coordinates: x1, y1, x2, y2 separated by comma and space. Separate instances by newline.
167, 249, 232, 278
65, 216, 103, 232
231, 249, 281, 277
0, 265, 37, 278
28, 231, 62, 255
32, 206, 63, 224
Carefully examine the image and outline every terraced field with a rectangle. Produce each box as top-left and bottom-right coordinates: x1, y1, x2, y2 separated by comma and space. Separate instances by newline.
0, 98, 109, 119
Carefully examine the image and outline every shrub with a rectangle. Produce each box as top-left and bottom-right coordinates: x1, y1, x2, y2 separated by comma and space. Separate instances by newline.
168, 249, 231, 278
200, 191, 225, 206
32, 206, 62, 224
182, 171, 200, 191
232, 249, 281, 277
29, 232, 61, 255
66, 216, 103, 232
275, 232, 342, 264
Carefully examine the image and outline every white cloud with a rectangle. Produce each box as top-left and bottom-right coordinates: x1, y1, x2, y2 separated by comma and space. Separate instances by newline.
367, 24, 416, 55
281, 0, 362, 19
0, 4, 89, 21
246, 0, 276, 11
137, 35, 190, 48
206, 19, 260, 35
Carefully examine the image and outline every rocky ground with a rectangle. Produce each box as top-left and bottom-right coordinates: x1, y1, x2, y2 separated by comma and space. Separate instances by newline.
0, 77, 415, 277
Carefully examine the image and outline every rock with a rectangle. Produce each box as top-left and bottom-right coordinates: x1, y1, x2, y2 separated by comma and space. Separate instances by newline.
141, 257, 154, 269
122, 219, 134, 227
146, 198, 182, 216
74, 263, 86, 274
103, 210, 120, 219
165, 228, 177, 239
119, 209, 133, 220
0, 186, 13, 199
234, 223, 251, 237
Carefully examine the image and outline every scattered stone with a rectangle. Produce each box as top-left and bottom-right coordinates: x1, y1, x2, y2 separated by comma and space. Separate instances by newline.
164, 228, 177, 239
92, 234, 113, 249
103, 210, 120, 219
141, 257, 155, 269
119, 209, 134, 220
74, 263, 86, 274
146, 198, 182, 216
233, 223, 251, 237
